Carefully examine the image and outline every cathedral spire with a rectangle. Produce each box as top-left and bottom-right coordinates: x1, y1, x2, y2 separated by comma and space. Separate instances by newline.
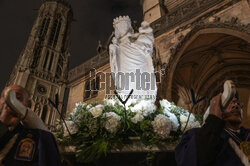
8, 0, 73, 129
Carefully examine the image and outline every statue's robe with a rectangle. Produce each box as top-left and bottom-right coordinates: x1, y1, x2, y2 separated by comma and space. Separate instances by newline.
175, 115, 250, 166
0, 125, 62, 166
110, 27, 157, 101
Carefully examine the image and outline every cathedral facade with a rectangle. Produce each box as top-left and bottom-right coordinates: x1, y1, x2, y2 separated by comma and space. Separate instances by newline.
8, 0, 73, 129
67, 0, 250, 127
8, 0, 250, 128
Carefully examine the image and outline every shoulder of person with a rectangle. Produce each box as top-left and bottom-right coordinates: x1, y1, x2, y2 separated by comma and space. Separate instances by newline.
240, 126, 250, 131
22, 128, 55, 140
240, 127, 250, 138
181, 128, 200, 140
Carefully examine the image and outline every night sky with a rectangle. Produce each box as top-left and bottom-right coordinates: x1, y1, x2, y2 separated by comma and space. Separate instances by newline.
0, 0, 143, 91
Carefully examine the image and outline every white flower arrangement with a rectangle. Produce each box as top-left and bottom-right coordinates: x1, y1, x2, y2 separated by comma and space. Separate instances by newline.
159, 99, 172, 111
70, 102, 86, 116
152, 114, 172, 139
55, 99, 202, 163
102, 112, 121, 133
86, 104, 92, 110
69, 102, 88, 123
75, 102, 85, 108
131, 112, 144, 124
63, 120, 79, 137
104, 99, 117, 106
89, 104, 104, 118
160, 99, 179, 131
180, 114, 201, 131
164, 110, 179, 131
130, 100, 155, 117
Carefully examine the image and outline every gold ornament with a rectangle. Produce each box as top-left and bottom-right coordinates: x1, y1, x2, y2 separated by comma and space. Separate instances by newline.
240, 141, 250, 160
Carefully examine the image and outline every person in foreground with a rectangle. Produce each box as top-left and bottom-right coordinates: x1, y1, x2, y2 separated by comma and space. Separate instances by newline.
0, 85, 62, 166
175, 93, 250, 166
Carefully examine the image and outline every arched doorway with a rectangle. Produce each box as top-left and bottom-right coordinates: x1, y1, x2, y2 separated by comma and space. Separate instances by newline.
165, 28, 250, 127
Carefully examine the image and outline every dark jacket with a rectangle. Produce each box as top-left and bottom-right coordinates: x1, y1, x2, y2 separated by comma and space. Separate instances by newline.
175, 115, 249, 166
2, 127, 62, 166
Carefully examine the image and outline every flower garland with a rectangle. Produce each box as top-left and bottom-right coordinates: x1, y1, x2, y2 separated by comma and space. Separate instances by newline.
55, 99, 201, 163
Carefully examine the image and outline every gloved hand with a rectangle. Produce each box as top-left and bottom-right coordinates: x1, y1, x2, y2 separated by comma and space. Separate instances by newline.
4, 89, 27, 119
4, 88, 48, 131
203, 80, 236, 121
0, 89, 22, 131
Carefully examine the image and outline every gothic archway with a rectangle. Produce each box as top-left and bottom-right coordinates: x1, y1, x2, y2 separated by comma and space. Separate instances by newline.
163, 28, 250, 127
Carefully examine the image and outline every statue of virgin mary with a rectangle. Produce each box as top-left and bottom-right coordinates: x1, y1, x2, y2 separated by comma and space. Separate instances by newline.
109, 16, 157, 103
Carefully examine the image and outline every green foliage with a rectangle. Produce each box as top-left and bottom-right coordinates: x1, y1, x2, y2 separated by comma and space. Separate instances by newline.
194, 114, 203, 124
75, 137, 109, 163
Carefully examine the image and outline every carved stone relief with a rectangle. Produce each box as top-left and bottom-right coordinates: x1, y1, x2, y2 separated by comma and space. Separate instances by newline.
152, 0, 242, 37
37, 84, 47, 95
34, 103, 41, 115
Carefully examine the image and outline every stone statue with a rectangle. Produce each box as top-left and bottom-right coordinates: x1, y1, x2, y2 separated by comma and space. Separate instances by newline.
109, 16, 157, 102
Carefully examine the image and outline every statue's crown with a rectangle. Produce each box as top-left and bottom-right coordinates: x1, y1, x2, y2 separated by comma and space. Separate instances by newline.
113, 16, 131, 26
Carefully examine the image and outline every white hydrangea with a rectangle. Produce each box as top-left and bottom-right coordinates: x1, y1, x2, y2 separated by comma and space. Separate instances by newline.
163, 110, 179, 131
125, 99, 137, 107
102, 112, 121, 133
159, 99, 172, 111
152, 114, 172, 139
180, 114, 201, 131
180, 115, 187, 128
86, 104, 92, 110
131, 113, 144, 124
63, 120, 78, 137
89, 104, 104, 118
131, 100, 155, 117
180, 114, 195, 123
104, 99, 116, 106
117, 99, 137, 109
